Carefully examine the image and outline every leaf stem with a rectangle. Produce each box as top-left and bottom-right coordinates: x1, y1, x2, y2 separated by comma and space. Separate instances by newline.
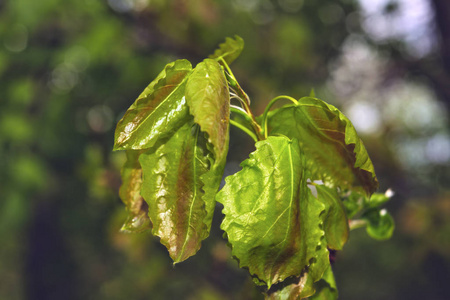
230, 120, 258, 142
230, 106, 259, 142
349, 219, 368, 230
261, 96, 299, 139
219, 58, 264, 140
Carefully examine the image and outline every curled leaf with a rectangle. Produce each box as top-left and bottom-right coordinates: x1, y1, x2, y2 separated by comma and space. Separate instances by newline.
363, 209, 395, 240
119, 150, 152, 233
366, 189, 394, 209
209, 35, 244, 65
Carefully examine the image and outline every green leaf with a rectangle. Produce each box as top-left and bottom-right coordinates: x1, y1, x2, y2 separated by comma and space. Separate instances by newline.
315, 185, 349, 250
217, 136, 328, 288
341, 192, 365, 219
139, 121, 216, 263
265, 260, 335, 300
366, 190, 394, 209
265, 97, 379, 197
185, 58, 230, 165
266, 272, 316, 300
363, 209, 395, 240
119, 150, 152, 233
209, 35, 244, 65
114, 59, 192, 150
309, 266, 338, 300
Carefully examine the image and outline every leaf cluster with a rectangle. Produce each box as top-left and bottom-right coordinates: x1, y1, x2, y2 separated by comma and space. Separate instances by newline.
113, 36, 393, 299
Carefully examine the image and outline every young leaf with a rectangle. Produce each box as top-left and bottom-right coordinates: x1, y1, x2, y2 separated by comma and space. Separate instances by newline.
119, 150, 152, 233
185, 58, 230, 165
114, 59, 192, 151
265, 97, 378, 197
341, 192, 365, 219
363, 209, 395, 240
139, 121, 215, 263
315, 185, 349, 250
209, 35, 244, 65
366, 190, 394, 209
217, 136, 328, 287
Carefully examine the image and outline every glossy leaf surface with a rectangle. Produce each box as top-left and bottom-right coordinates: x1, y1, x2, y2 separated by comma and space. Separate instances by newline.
119, 150, 151, 232
185, 59, 230, 164
265, 97, 378, 196
139, 121, 215, 263
315, 185, 349, 250
209, 35, 244, 65
114, 59, 192, 150
217, 136, 328, 287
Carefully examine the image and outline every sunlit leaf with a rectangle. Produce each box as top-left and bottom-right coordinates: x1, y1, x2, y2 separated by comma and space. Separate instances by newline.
266, 97, 378, 197
315, 185, 349, 250
363, 209, 395, 240
185, 58, 230, 164
139, 121, 216, 263
119, 150, 151, 233
209, 35, 244, 65
217, 136, 328, 287
114, 59, 192, 150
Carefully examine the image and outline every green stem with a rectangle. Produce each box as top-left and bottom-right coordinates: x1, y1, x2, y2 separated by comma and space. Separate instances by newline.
261, 95, 298, 139
230, 105, 254, 124
233, 86, 263, 140
349, 219, 368, 230
230, 106, 259, 142
219, 57, 235, 80
230, 120, 258, 142
220, 58, 264, 141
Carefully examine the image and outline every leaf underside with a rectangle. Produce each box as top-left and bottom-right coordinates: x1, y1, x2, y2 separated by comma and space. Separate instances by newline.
265, 97, 378, 197
217, 136, 329, 288
119, 150, 152, 233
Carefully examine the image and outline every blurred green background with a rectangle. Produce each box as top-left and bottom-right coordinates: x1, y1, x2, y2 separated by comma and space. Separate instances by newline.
1, 0, 449, 299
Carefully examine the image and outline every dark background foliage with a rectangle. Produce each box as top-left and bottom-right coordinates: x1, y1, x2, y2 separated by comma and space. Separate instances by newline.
0, 0, 449, 299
